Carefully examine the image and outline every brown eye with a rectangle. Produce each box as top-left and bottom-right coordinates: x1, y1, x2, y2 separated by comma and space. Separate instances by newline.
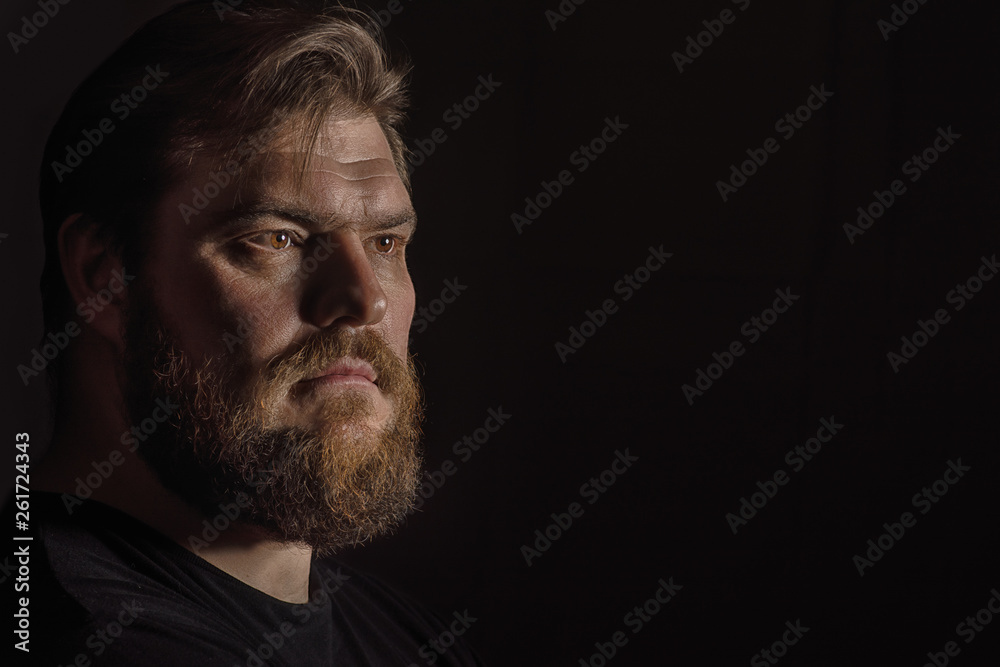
375, 235, 396, 254
269, 232, 291, 250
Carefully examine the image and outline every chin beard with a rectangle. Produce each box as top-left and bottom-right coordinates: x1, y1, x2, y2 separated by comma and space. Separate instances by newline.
120, 290, 424, 556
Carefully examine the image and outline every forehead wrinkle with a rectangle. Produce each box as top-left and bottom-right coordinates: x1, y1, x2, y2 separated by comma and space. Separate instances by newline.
310, 155, 395, 165
310, 170, 400, 183
249, 159, 404, 205
264, 153, 398, 180
223, 141, 410, 232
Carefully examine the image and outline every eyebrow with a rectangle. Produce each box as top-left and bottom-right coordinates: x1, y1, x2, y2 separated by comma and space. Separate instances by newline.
211, 201, 418, 238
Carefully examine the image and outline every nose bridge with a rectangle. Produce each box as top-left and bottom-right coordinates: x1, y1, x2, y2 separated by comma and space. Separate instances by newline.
302, 230, 387, 329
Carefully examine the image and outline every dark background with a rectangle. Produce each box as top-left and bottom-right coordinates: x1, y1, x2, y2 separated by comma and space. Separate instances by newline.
3, 1, 999, 665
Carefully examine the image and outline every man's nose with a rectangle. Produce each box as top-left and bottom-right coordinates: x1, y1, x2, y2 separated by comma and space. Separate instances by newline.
300, 232, 387, 329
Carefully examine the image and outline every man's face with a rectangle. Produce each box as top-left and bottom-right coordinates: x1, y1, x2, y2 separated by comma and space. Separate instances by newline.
120, 116, 424, 554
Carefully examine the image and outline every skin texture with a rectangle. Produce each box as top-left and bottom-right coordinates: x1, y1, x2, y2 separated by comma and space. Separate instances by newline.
155, 117, 416, 430
36, 117, 417, 603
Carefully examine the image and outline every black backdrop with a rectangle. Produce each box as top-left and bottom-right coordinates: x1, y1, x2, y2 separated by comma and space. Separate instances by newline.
2, 1, 999, 665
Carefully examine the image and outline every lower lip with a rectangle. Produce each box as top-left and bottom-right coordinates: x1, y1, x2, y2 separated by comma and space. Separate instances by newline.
307, 374, 378, 389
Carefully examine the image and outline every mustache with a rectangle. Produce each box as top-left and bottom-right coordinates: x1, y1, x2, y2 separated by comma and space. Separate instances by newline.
261, 328, 410, 394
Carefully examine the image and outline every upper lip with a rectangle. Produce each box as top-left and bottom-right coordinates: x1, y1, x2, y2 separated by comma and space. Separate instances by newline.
306, 358, 377, 384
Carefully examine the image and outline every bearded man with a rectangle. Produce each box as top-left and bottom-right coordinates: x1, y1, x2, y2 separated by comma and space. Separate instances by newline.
23, 1, 484, 664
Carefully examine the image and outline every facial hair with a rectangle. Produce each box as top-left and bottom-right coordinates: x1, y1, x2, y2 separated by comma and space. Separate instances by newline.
120, 288, 424, 556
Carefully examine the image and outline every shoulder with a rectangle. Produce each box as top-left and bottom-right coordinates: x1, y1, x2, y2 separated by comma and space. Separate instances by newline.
22, 492, 252, 665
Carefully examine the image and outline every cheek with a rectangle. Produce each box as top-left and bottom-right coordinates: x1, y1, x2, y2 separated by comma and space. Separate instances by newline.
146, 249, 231, 359
213, 276, 303, 359
154, 254, 300, 363
384, 269, 415, 352
225, 296, 301, 359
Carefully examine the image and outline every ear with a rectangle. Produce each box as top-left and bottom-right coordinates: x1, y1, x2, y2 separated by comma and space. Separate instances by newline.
57, 213, 132, 349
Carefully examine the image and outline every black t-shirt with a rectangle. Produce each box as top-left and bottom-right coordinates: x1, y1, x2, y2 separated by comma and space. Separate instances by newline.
15, 492, 484, 666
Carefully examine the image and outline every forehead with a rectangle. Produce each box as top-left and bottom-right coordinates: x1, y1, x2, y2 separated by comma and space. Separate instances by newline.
280, 116, 396, 164
162, 116, 412, 235
242, 117, 410, 220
